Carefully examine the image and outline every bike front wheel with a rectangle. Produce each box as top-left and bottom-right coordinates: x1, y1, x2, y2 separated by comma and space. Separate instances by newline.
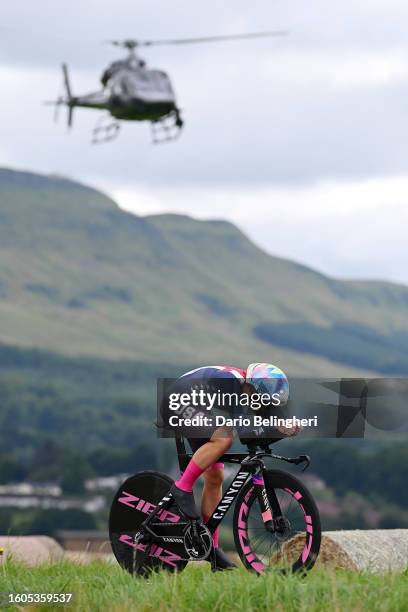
233, 469, 321, 574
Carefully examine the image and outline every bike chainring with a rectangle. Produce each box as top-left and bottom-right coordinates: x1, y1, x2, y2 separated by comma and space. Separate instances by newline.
183, 522, 213, 561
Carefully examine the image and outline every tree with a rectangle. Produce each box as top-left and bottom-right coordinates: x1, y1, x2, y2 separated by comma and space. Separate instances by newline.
60, 455, 93, 494
0, 454, 25, 483
28, 508, 97, 535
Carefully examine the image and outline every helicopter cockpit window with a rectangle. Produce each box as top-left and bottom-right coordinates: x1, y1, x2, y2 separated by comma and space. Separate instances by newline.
120, 77, 131, 96
146, 70, 174, 94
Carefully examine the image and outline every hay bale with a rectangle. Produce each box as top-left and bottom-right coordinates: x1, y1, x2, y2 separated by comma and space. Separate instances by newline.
0, 536, 64, 566
278, 529, 408, 572
64, 551, 115, 564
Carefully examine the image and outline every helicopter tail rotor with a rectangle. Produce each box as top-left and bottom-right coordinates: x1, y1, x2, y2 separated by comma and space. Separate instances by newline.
62, 63, 72, 99
44, 63, 75, 129
62, 63, 74, 128
67, 105, 74, 129
43, 94, 66, 124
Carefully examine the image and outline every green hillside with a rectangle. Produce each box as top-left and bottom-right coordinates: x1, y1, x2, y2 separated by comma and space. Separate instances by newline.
1, 167, 408, 374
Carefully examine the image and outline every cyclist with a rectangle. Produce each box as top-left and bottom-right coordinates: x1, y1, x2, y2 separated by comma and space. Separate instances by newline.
165, 363, 300, 571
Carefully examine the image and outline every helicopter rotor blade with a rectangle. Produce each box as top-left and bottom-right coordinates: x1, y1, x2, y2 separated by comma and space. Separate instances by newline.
105, 39, 138, 50
62, 63, 72, 99
140, 30, 288, 46
107, 30, 288, 50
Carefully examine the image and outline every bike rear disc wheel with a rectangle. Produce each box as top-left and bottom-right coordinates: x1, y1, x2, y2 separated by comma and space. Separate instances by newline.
109, 470, 188, 577
233, 469, 321, 574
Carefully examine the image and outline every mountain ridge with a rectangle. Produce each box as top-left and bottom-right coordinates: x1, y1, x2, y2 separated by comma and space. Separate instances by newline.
1, 166, 408, 375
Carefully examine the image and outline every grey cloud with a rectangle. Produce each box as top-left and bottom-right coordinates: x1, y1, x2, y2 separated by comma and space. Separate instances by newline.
1, 0, 408, 190
2, 0, 408, 70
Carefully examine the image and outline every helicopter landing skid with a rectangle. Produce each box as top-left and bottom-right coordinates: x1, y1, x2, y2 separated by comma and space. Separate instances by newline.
151, 111, 183, 144
92, 115, 121, 144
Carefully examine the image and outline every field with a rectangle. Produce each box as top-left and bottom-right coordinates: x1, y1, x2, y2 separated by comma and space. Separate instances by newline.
0, 561, 407, 611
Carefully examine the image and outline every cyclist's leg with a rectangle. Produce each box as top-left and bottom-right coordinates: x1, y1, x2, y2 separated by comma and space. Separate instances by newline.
194, 426, 233, 467
175, 427, 232, 491
179, 433, 236, 570
171, 428, 233, 518
198, 431, 236, 569
187, 438, 223, 545
202, 465, 224, 546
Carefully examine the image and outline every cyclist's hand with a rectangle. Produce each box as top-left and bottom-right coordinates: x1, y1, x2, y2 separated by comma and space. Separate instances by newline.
276, 424, 303, 437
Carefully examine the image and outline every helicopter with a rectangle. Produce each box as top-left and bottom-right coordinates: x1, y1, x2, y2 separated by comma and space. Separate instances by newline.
48, 31, 287, 144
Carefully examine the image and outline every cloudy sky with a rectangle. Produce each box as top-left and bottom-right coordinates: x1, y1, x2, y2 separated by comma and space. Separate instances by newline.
1, 0, 408, 283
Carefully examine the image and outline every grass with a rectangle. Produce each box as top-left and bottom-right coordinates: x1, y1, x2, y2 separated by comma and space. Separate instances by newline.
0, 560, 407, 612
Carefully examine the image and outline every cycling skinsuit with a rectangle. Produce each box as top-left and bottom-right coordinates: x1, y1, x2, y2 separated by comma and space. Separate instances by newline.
167, 365, 246, 453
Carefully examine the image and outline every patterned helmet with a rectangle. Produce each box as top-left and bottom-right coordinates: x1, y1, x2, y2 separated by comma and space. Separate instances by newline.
246, 363, 289, 405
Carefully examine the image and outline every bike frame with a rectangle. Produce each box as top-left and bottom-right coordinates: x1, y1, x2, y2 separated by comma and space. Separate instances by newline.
136, 436, 310, 547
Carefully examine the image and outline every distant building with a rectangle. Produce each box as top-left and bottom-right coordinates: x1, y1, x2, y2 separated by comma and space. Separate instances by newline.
0, 476, 132, 513
85, 474, 129, 491
0, 482, 61, 496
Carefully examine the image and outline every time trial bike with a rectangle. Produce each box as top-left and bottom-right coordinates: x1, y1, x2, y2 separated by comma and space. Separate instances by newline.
109, 435, 321, 576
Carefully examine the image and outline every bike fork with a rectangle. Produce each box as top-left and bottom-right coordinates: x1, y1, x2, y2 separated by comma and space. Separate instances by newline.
255, 470, 282, 528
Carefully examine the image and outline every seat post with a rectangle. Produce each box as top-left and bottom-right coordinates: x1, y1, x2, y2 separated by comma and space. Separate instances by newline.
175, 435, 191, 472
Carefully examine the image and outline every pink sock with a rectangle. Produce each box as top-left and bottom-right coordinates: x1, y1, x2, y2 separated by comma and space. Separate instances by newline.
203, 513, 219, 548
175, 459, 204, 492
208, 462, 224, 471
